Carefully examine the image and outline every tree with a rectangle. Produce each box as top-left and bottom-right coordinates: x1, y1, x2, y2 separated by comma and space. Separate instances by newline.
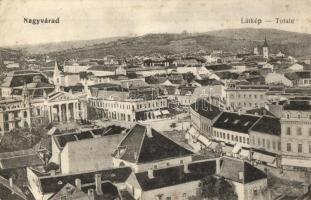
170, 123, 177, 128
183, 72, 196, 83
199, 176, 238, 200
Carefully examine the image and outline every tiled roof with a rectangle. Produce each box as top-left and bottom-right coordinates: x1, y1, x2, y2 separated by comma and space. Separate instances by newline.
116, 124, 193, 163
217, 157, 266, 184
134, 160, 216, 191
39, 167, 132, 194
250, 116, 281, 136
213, 112, 260, 134
0, 176, 27, 200
0, 149, 44, 170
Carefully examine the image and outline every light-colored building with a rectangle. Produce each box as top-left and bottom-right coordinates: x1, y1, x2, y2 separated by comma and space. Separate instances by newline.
113, 124, 194, 172
217, 157, 268, 200
265, 72, 293, 86
280, 98, 311, 170
225, 84, 270, 111
89, 97, 168, 122
125, 159, 218, 200
50, 126, 125, 174
249, 116, 281, 167
212, 112, 260, 158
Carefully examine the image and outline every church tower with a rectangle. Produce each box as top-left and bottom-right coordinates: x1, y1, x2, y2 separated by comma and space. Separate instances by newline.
263, 36, 269, 59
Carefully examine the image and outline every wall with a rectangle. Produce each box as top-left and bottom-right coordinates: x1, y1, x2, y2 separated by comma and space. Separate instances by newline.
141, 180, 200, 200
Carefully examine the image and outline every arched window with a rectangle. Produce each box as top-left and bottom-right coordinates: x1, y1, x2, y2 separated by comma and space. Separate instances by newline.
286, 113, 290, 119
24, 111, 27, 118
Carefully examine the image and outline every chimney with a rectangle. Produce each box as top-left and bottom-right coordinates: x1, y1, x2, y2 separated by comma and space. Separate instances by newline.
88, 188, 95, 200
146, 124, 153, 138
95, 174, 103, 195
134, 151, 138, 160
9, 177, 13, 188
184, 163, 190, 173
75, 178, 81, 190
50, 170, 56, 176
216, 158, 221, 174
303, 183, 311, 194
239, 172, 244, 180
148, 168, 154, 179
65, 186, 72, 199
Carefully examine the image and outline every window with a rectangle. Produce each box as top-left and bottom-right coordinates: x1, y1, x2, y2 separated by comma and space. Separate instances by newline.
231, 135, 234, 141
272, 141, 276, 150
298, 144, 303, 153
298, 114, 301, 119
286, 114, 290, 119
309, 144, 311, 153
257, 138, 261, 145
297, 127, 302, 136
278, 142, 281, 151
247, 138, 249, 144
267, 140, 270, 149
239, 136, 242, 142
166, 197, 171, 200
262, 138, 265, 147
227, 134, 230, 140
180, 160, 183, 164
287, 143, 292, 152
286, 127, 291, 135
243, 137, 245, 143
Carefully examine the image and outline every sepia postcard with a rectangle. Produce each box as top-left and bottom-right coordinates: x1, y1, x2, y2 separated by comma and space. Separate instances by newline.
1, 0, 311, 199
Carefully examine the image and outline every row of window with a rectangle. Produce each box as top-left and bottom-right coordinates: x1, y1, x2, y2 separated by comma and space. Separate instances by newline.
251, 136, 281, 151
89, 99, 166, 110
285, 113, 311, 119
230, 93, 265, 99
285, 126, 311, 136
286, 143, 311, 153
213, 130, 250, 144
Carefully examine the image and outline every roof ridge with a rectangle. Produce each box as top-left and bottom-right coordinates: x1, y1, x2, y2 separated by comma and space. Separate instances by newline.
136, 126, 147, 163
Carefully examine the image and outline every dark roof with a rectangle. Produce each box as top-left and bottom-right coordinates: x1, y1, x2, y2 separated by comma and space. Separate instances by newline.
213, 112, 260, 134
251, 116, 281, 136
195, 79, 223, 86
217, 157, 267, 184
0, 176, 27, 200
0, 149, 44, 170
54, 126, 125, 149
190, 99, 222, 120
284, 100, 311, 111
246, 107, 275, 117
39, 167, 132, 194
135, 160, 216, 191
205, 64, 232, 71
116, 124, 193, 163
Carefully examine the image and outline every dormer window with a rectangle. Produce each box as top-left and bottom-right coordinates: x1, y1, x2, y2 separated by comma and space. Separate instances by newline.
244, 121, 249, 126
224, 118, 229, 123
233, 120, 239, 124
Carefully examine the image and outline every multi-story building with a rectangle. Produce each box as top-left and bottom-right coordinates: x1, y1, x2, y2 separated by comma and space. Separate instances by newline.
187, 99, 222, 152
249, 116, 281, 167
225, 84, 269, 111
89, 96, 168, 122
280, 98, 311, 171
212, 112, 260, 159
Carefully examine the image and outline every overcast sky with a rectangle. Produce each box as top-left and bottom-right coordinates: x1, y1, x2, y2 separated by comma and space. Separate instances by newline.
0, 0, 311, 46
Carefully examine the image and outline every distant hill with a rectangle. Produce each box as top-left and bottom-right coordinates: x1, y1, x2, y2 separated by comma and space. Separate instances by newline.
6, 36, 128, 55
6, 28, 311, 59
